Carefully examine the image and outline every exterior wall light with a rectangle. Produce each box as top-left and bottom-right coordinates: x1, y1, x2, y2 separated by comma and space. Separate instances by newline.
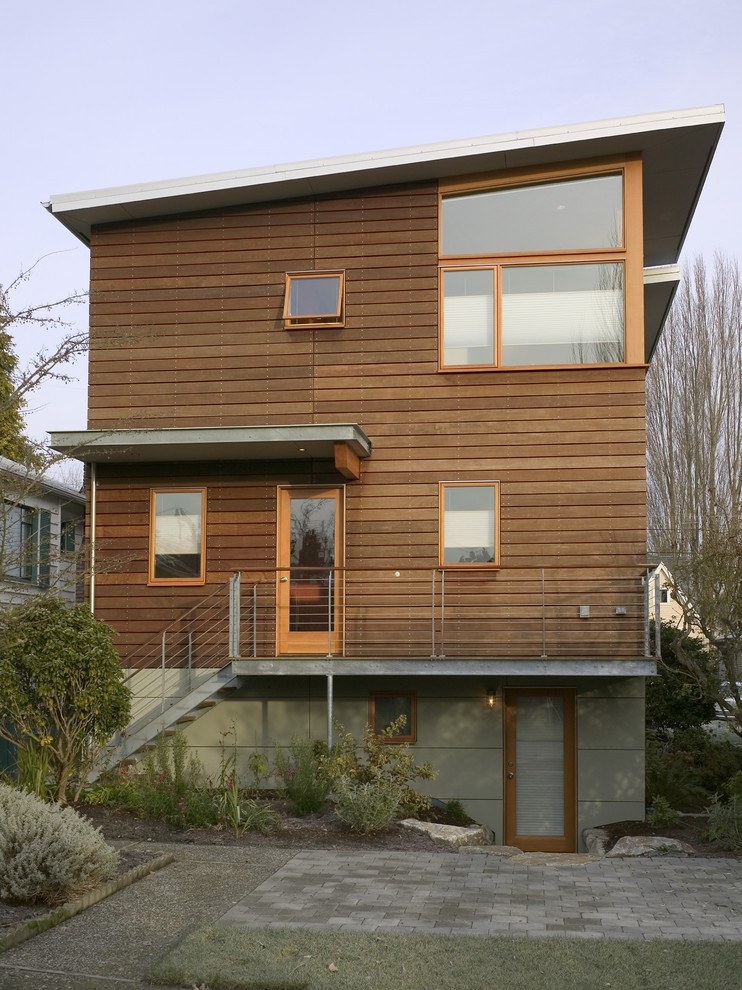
485, 686, 497, 709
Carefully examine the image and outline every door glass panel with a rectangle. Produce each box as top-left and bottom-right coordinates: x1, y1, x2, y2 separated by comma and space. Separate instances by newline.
289, 496, 335, 633
515, 695, 564, 835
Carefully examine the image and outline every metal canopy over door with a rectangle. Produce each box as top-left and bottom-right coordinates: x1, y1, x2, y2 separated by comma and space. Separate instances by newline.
277, 487, 343, 654
503, 688, 576, 852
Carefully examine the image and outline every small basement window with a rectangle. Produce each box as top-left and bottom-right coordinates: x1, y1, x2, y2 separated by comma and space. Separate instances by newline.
369, 693, 417, 744
283, 272, 344, 327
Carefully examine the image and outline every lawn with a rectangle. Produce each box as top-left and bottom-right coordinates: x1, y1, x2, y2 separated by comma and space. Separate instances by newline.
149, 925, 742, 990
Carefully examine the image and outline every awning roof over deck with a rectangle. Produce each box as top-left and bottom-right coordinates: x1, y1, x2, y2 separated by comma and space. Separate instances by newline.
49, 424, 372, 479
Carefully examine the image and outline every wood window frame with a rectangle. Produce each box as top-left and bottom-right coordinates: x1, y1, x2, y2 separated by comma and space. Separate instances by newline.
369, 692, 417, 744
148, 488, 206, 587
438, 156, 644, 371
439, 481, 501, 570
283, 271, 345, 328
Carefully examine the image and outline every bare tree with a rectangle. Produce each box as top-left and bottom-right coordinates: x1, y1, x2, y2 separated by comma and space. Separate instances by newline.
647, 254, 742, 736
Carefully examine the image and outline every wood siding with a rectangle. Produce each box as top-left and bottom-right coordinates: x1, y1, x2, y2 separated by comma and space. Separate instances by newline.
88, 180, 648, 664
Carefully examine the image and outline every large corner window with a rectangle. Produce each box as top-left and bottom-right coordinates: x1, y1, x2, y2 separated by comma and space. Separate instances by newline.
2, 503, 51, 586
440, 166, 632, 370
149, 489, 205, 586
369, 693, 417, 744
283, 272, 344, 328
440, 482, 500, 568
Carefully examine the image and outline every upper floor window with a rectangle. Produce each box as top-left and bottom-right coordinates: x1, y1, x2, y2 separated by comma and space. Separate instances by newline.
149, 489, 205, 586
2, 503, 51, 586
283, 272, 344, 328
439, 482, 500, 568
439, 165, 633, 370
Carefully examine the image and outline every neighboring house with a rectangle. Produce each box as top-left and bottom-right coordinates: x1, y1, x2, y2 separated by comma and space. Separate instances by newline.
47, 106, 723, 851
0, 457, 84, 607
648, 562, 686, 629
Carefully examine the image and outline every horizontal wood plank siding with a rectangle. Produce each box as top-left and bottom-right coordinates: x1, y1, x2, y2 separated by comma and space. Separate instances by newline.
87, 179, 648, 664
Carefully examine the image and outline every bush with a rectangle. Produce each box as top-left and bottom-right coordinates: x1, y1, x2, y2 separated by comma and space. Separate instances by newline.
0, 783, 118, 905
647, 795, 679, 828
334, 777, 403, 834
705, 794, 742, 851
328, 716, 436, 817
274, 737, 331, 816
0, 596, 130, 802
646, 623, 719, 736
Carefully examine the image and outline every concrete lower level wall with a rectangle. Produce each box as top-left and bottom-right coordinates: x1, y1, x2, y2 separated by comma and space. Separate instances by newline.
161, 673, 645, 852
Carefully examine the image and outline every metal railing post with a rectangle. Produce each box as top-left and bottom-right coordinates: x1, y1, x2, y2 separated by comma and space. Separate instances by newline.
161, 631, 166, 714
252, 583, 258, 658
187, 632, 193, 690
430, 569, 437, 658
229, 571, 241, 659
326, 570, 334, 658
541, 569, 548, 658
643, 573, 651, 657
439, 569, 446, 658
327, 673, 334, 750
654, 573, 662, 660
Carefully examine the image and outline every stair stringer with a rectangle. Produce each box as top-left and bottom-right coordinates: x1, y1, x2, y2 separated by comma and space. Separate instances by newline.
93, 664, 238, 779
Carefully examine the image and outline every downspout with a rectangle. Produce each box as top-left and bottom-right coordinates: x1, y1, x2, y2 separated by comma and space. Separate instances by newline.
89, 462, 96, 614
326, 672, 333, 751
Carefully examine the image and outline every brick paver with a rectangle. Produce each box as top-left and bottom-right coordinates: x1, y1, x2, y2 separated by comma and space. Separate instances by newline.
220, 849, 742, 940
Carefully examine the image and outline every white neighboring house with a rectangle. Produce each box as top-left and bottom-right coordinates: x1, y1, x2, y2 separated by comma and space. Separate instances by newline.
0, 457, 85, 606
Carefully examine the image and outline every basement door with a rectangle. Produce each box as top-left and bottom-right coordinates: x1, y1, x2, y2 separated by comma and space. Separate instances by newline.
277, 487, 343, 654
503, 689, 576, 852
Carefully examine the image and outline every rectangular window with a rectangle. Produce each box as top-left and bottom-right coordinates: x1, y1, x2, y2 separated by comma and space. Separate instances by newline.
439, 163, 634, 370
149, 489, 205, 585
60, 519, 77, 554
283, 272, 344, 327
2, 504, 50, 585
369, 693, 417, 744
440, 482, 500, 567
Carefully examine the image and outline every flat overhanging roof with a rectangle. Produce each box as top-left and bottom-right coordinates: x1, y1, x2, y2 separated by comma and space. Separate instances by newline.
48, 424, 372, 466
47, 106, 724, 272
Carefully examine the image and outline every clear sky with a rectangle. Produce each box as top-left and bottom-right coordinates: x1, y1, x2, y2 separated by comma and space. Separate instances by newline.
3, 0, 741, 443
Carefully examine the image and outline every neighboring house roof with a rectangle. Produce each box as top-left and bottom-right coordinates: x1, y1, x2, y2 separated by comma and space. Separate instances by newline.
44, 105, 725, 363
0, 456, 84, 505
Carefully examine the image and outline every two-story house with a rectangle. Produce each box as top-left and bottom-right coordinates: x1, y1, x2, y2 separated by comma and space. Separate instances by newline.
47, 106, 723, 851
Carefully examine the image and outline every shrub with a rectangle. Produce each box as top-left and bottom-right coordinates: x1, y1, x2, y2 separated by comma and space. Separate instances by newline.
646, 623, 719, 736
334, 777, 403, 834
274, 737, 332, 816
0, 596, 131, 802
647, 795, 679, 828
705, 794, 742, 851
328, 717, 436, 817
0, 783, 118, 905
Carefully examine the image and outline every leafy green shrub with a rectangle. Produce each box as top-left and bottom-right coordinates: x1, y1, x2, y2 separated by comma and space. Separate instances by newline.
214, 727, 278, 834
328, 717, 436, 817
705, 795, 742, 851
334, 777, 403, 834
726, 771, 742, 800
646, 623, 719, 736
247, 751, 270, 793
0, 783, 118, 905
274, 737, 332, 815
444, 799, 473, 825
0, 596, 130, 802
645, 737, 708, 810
647, 795, 679, 828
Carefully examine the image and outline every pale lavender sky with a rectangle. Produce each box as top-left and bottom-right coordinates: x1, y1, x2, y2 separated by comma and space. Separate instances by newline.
3, 0, 741, 442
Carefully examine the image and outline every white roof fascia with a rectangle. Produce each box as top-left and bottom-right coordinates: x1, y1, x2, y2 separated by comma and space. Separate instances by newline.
47, 105, 724, 218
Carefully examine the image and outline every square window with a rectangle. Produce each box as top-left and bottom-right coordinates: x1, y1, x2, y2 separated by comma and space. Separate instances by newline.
283, 272, 344, 327
440, 482, 500, 567
369, 693, 416, 744
149, 489, 206, 585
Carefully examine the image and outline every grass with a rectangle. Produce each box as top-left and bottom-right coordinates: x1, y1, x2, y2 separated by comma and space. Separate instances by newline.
148, 925, 742, 990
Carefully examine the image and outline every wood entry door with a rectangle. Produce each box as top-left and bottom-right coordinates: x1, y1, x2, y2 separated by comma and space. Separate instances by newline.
277, 487, 343, 654
503, 689, 576, 852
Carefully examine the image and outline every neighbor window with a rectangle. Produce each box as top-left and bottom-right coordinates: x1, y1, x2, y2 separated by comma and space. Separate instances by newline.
2, 503, 50, 585
60, 519, 77, 554
369, 693, 417, 744
283, 272, 344, 327
440, 483, 500, 567
149, 489, 205, 585
439, 164, 633, 369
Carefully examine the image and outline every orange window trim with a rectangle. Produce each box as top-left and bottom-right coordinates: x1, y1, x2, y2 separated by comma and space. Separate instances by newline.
283, 271, 346, 328
437, 156, 644, 370
148, 488, 207, 587
369, 692, 417, 744
439, 481, 501, 569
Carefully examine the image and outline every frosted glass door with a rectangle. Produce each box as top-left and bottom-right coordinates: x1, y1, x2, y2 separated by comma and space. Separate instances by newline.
504, 689, 575, 852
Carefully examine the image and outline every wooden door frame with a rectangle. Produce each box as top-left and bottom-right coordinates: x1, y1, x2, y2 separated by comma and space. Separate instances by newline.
276, 486, 344, 655
503, 687, 576, 853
